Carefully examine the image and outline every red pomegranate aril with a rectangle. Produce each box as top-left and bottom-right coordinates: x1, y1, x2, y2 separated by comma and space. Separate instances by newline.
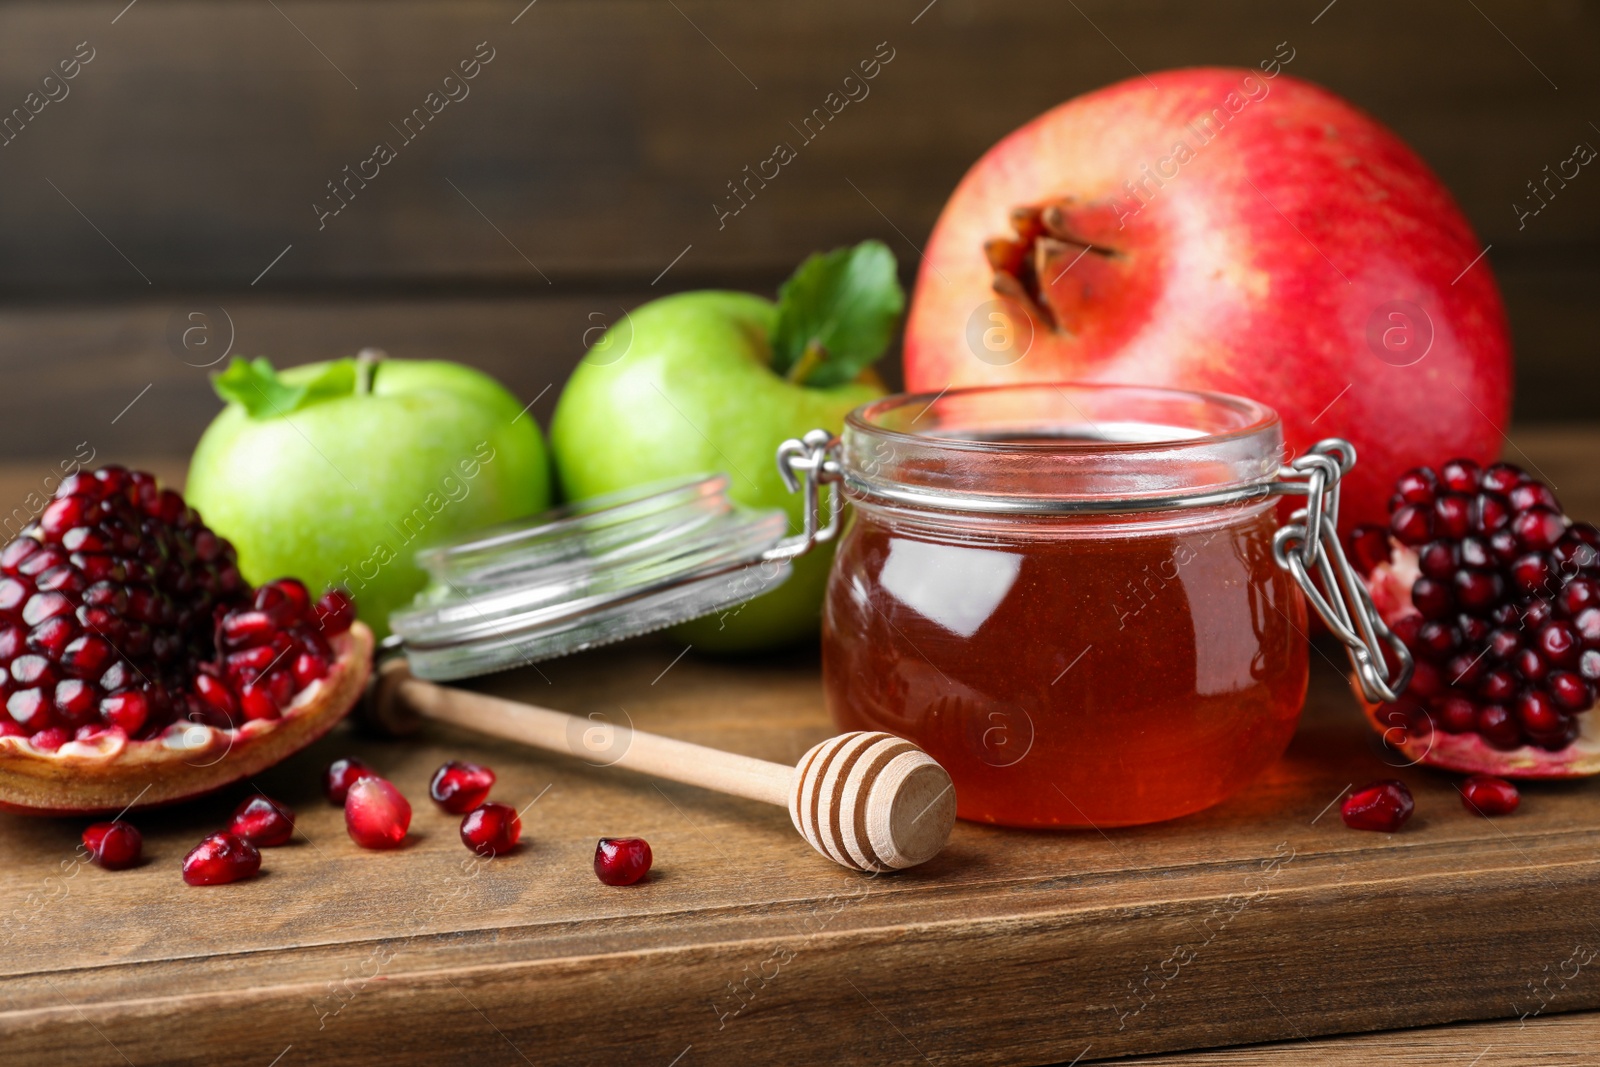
1576, 608, 1600, 646
1415, 621, 1459, 660
40, 496, 89, 538
1410, 577, 1453, 619
1458, 537, 1492, 569
1509, 482, 1560, 513
594, 837, 653, 885
1439, 459, 1481, 494
1523, 599, 1555, 629
1433, 494, 1471, 539
324, 757, 377, 805
194, 672, 238, 718
30, 726, 69, 751
1559, 579, 1600, 617
345, 777, 411, 849
1539, 621, 1580, 667
1516, 690, 1563, 735
1489, 528, 1522, 565
1, 537, 38, 572
99, 691, 149, 735
1408, 659, 1444, 699
1514, 507, 1568, 553
231, 795, 296, 847
8, 688, 52, 731
1510, 553, 1553, 597
83, 820, 142, 869
1340, 780, 1415, 833
1444, 651, 1485, 688
1459, 613, 1492, 645
1515, 647, 1549, 683
17, 547, 64, 578
22, 592, 72, 627
266, 668, 294, 706
1460, 775, 1519, 815
1394, 467, 1437, 505
1476, 704, 1523, 750
1390, 504, 1433, 546
1417, 541, 1457, 579
292, 651, 328, 688
238, 682, 278, 722
54, 679, 98, 725
36, 564, 87, 596
1547, 671, 1592, 712
1480, 463, 1524, 495
1348, 525, 1391, 574
1453, 570, 1502, 612
1477, 667, 1518, 703
27, 616, 78, 658
220, 610, 276, 649
315, 589, 356, 635
225, 645, 277, 675
182, 832, 261, 886
1435, 692, 1478, 733
1471, 494, 1510, 534
460, 802, 522, 857
60, 634, 114, 678
429, 760, 496, 814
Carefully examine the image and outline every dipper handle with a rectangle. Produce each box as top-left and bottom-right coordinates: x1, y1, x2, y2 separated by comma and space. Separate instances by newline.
369, 661, 955, 872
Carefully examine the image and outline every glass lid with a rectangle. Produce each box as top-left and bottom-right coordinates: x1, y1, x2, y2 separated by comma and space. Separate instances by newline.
389, 474, 791, 680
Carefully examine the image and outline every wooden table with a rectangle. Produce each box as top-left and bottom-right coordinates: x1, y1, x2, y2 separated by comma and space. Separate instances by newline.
2, 431, 1599, 1066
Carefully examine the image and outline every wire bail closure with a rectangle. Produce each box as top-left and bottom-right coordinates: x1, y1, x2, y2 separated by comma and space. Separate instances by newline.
1270, 438, 1413, 704
772, 429, 1412, 706
767, 429, 844, 562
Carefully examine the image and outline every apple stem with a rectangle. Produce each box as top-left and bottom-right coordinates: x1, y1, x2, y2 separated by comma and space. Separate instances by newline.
355, 348, 385, 395
785, 340, 827, 386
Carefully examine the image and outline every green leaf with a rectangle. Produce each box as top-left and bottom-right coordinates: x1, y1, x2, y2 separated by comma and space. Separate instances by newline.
211, 357, 358, 418
771, 240, 904, 388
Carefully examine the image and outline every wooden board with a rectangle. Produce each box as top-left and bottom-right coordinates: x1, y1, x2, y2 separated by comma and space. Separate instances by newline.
3, 430, 1600, 1066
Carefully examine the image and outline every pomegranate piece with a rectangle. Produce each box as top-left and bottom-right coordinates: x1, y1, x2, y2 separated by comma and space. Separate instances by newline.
230, 795, 296, 847
182, 831, 262, 885
1460, 774, 1520, 816
429, 760, 496, 814
460, 802, 521, 857
1351, 460, 1600, 776
323, 757, 377, 805
594, 837, 653, 886
82, 820, 142, 869
0, 466, 359, 748
344, 777, 411, 849
1340, 780, 1414, 833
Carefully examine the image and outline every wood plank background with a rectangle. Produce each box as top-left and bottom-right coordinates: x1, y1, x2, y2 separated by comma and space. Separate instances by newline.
0, 0, 1595, 460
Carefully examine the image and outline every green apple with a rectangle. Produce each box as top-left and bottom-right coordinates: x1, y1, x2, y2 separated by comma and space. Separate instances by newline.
550, 241, 901, 651
187, 354, 550, 638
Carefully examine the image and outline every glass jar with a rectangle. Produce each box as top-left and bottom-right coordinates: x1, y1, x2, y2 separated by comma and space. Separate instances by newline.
819, 383, 1371, 828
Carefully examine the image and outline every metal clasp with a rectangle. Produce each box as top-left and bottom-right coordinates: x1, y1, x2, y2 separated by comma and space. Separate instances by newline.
1272, 438, 1413, 704
766, 430, 843, 562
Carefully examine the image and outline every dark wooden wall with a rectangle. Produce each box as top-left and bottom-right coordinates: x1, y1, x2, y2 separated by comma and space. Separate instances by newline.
0, 0, 1596, 461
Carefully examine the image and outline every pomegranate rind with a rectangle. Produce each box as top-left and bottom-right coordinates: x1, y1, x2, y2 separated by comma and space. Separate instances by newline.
0, 622, 373, 815
1357, 681, 1600, 779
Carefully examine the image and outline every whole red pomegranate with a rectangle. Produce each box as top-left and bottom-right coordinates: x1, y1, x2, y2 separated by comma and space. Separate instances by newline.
903, 68, 1511, 530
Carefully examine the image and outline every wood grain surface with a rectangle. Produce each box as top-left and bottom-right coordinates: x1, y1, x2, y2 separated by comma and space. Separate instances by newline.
0, 0, 1596, 459
1, 430, 1599, 1066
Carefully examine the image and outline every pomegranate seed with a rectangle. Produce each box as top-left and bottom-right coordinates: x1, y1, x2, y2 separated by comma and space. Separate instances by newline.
1434, 494, 1471, 539
30, 727, 69, 751
1340, 780, 1414, 833
182, 832, 261, 886
1394, 467, 1438, 505
1460, 775, 1519, 816
61, 635, 114, 678
1471, 493, 1510, 533
1453, 570, 1502, 612
1515, 647, 1549, 683
238, 682, 279, 722
83, 820, 142, 869
100, 691, 149, 735
1410, 578, 1453, 619
1481, 463, 1524, 495
315, 589, 356, 635
53, 679, 99, 726
1435, 692, 1477, 733
8, 688, 53, 731
292, 651, 328, 687
1509, 482, 1560, 512
1477, 667, 1518, 703
1459, 537, 1492, 569
1516, 690, 1563, 735
1348, 525, 1392, 575
1559, 579, 1600, 616
1510, 553, 1553, 596
594, 837, 653, 885
1440, 459, 1482, 494
1538, 621, 1580, 667
1390, 504, 1433, 546
1415, 621, 1459, 660
345, 777, 411, 849
324, 757, 378, 805
1476, 704, 1523, 750
1514, 508, 1568, 552
230, 795, 296, 847
460, 802, 522, 857
1549, 671, 1594, 711
1417, 541, 1458, 579
429, 760, 496, 814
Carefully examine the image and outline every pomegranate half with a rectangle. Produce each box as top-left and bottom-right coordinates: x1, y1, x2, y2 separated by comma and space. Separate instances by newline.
903, 67, 1511, 532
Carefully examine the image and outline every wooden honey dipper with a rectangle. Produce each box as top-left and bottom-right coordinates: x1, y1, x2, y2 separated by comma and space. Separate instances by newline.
366, 661, 957, 872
